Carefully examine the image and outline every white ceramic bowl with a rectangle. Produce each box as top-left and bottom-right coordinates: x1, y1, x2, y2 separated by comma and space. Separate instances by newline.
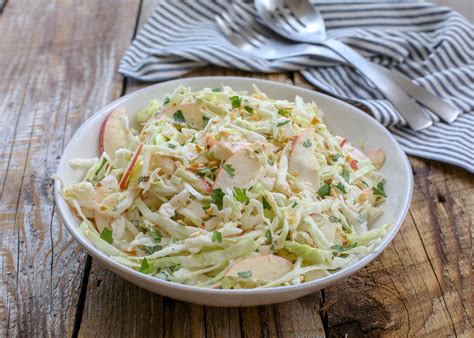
54, 77, 413, 307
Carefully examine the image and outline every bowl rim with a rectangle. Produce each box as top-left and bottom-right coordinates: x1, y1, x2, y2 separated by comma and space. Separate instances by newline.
54, 76, 413, 296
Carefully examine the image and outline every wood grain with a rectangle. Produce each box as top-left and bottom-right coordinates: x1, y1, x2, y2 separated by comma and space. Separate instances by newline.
0, 0, 140, 336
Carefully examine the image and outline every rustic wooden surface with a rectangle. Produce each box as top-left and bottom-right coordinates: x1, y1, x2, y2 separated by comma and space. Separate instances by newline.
0, 0, 472, 337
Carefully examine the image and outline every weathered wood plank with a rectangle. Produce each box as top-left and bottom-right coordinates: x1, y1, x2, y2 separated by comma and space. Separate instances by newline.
294, 73, 473, 337
0, 0, 140, 336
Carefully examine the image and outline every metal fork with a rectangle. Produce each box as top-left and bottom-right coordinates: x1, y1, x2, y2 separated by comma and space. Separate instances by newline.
216, 6, 453, 129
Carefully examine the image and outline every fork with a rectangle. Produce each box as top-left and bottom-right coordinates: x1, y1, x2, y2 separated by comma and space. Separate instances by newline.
216, 6, 455, 128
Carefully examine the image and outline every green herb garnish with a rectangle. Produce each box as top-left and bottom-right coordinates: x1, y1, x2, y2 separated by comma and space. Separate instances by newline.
212, 87, 222, 92
303, 139, 312, 148
163, 97, 170, 105
277, 120, 291, 127
230, 96, 242, 109
237, 270, 252, 278
291, 201, 298, 208
342, 170, 350, 183
167, 144, 176, 149
335, 182, 346, 193
139, 258, 153, 274
197, 167, 213, 177
212, 231, 222, 243
332, 154, 342, 162
265, 229, 272, 242
244, 106, 254, 114
277, 109, 290, 116
223, 164, 235, 177
262, 196, 272, 210
372, 182, 386, 197
100, 228, 113, 244
233, 187, 249, 203
173, 109, 185, 123
148, 226, 162, 243
317, 184, 331, 198
328, 215, 341, 223
211, 188, 225, 210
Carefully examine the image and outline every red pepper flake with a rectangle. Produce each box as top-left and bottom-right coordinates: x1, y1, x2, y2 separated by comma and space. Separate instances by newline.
340, 139, 348, 147
349, 158, 359, 170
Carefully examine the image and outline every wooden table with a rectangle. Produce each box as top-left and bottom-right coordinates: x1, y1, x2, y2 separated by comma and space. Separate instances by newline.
1, 1, 472, 337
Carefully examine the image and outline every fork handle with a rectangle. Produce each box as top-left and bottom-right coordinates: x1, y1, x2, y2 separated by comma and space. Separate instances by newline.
323, 39, 432, 130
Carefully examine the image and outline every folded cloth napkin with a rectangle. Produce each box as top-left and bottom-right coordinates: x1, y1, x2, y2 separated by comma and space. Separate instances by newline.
120, 1, 474, 172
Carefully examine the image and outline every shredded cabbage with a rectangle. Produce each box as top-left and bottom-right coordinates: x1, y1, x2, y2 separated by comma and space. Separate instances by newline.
60, 85, 389, 288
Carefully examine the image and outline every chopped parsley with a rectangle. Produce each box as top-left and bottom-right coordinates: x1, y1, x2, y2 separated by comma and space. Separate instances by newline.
173, 109, 185, 123
230, 96, 242, 109
262, 196, 272, 210
210, 188, 225, 210
244, 106, 254, 114
291, 201, 298, 208
197, 167, 214, 177
372, 182, 387, 197
100, 228, 113, 244
277, 109, 290, 116
331, 242, 357, 252
335, 182, 347, 193
167, 144, 176, 149
163, 97, 170, 105
233, 187, 249, 203
148, 226, 162, 243
328, 215, 341, 223
267, 158, 274, 165
277, 120, 291, 127
212, 231, 222, 243
265, 230, 273, 244
212, 87, 222, 92
139, 258, 153, 274
303, 139, 312, 148
342, 170, 350, 183
317, 184, 331, 198
223, 164, 236, 177
237, 271, 252, 278
202, 116, 210, 127
332, 154, 342, 162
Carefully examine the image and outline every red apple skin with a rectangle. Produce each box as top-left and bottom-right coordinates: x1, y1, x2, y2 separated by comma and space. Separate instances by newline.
119, 143, 143, 190
100, 107, 127, 156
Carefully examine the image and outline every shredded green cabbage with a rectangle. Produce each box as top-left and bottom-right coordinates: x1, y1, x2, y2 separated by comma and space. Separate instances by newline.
60, 85, 389, 288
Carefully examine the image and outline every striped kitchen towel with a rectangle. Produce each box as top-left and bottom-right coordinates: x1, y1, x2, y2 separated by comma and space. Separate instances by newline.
120, 1, 474, 172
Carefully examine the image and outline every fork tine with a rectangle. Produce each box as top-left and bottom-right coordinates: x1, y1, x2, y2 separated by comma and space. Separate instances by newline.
231, 4, 271, 41
220, 11, 260, 48
223, 8, 267, 48
215, 14, 243, 46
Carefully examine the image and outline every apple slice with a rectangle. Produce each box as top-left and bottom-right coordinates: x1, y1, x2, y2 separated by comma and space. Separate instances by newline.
100, 107, 128, 158
119, 143, 143, 190
209, 141, 250, 161
364, 148, 385, 169
213, 147, 262, 191
225, 255, 293, 281
161, 103, 207, 129
288, 128, 320, 189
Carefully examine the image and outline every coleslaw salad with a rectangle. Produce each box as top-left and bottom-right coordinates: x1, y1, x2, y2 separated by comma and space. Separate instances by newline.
57, 84, 389, 289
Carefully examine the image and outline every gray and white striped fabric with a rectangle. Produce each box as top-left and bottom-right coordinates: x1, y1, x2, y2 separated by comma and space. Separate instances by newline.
120, 1, 474, 172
